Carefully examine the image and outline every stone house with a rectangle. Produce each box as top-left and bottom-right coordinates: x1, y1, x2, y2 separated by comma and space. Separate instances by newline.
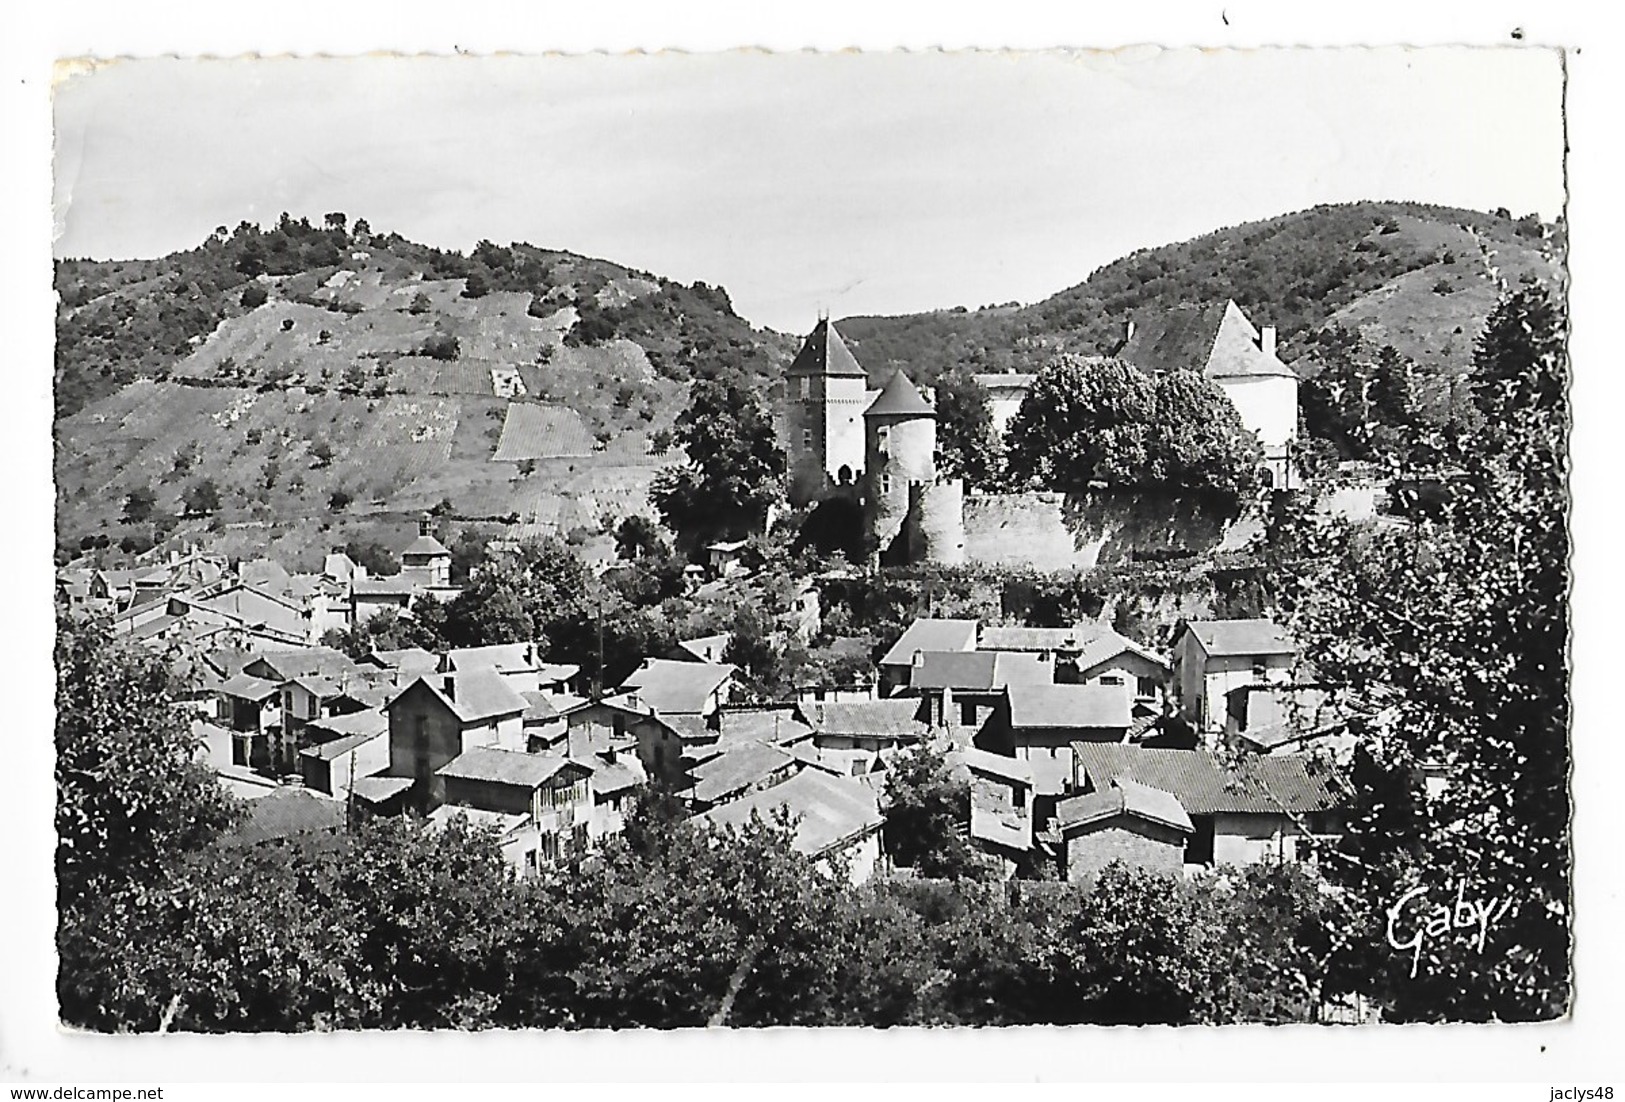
384, 669, 529, 809
1051, 779, 1194, 883
1171, 618, 1299, 735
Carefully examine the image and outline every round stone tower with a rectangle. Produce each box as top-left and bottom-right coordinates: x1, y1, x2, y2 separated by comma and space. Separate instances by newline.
863, 370, 937, 563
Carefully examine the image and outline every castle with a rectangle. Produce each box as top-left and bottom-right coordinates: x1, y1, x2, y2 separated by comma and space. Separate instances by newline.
783, 317, 965, 566
782, 302, 1299, 569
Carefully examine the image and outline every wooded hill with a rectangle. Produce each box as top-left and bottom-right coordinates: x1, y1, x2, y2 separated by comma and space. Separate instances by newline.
837, 201, 1566, 417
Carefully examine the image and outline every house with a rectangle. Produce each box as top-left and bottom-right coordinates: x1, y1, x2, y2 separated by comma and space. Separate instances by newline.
695, 768, 886, 884
798, 697, 931, 754
384, 669, 529, 807
215, 671, 283, 770
298, 710, 391, 796
1070, 743, 1348, 867
400, 516, 453, 590
278, 673, 372, 743
243, 646, 361, 686
959, 747, 1036, 878
903, 649, 1049, 730
979, 622, 1170, 710
878, 618, 979, 696
561, 696, 694, 788
974, 683, 1134, 825
683, 740, 799, 811
440, 642, 557, 694
971, 372, 1039, 441
580, 744, 648, 836
788, 742, 886, 786
519, 691, 569, 749
434, 747, 597, 871
351, 574, 418, 622
1225, 682, 1353, 757
1172, 619, 1299, 734
614, 658, 736, 719
1051, 779, 1194, 883
1120, 299, 1301, 488
705, 539, 748, 579
191, 582, 310, 646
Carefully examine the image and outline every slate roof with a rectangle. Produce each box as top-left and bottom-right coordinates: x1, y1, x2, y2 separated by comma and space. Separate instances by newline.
696, 768, 883, 857
366, 647, 440, 674
978, 624, 1090, 652
618, 658, 735, 714
801, 698, 928, 740
427, 805, 528, 835
970, 797, 1032, 852
436, 747, 582, 789
353, 576, 420, 597
1005, 683, 1131, 730
301, 727, 387, 762
519, 691, 561, 723
675, 632, 733, 663
229, 787, 347, 845
442, 643, 539, 675
865, 369, 935, 418
1121, 302, 1228, 375
1055, 779, 1194, 834
1070, 744, 1349, 816
389, 669, 528, 725
788, 743, 879, 779
587, 756, 647, 797
909, 650, 1050, 692
306, 709, 389, 742
786, 317, 868, 379
880, 618, 979, 666
959, 747, 1035, 786
402, 534, 451, 559
249, 646, 360, 682
536, 663, 580, 685
687, 741, 796, 805
1185, 619, 1297, 658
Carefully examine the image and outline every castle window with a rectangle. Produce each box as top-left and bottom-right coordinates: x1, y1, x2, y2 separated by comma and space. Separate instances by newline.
880, 473, 892, 495
801, 428, 813, 449
798, 378, 811, 400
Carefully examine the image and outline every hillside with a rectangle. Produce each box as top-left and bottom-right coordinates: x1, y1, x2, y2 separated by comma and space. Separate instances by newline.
836, 201, 1566, 396
54, 215, 796, 569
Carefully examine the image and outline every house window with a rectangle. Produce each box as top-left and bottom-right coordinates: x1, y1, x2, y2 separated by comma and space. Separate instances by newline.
960, 700, 977, 726
1137, 676, 1159, 699
1014, 787, 1026, 810
876, 425, 889, 449
613, 715, 626, 738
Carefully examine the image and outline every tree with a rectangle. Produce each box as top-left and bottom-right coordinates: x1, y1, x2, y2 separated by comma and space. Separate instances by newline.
343, 537, 399, 577
1004, 356, 1257, 500
182, 478, 221, 516
881, 743, 990, 879
54, 614, 240, 909
933, 367, 1001, 484
1278, 289, 1570, 1021
461, 272, 489, 299
239, 284, 268, 309
650, 363, 784, 551
122, 486, 157, 525
613, 515, 667, 562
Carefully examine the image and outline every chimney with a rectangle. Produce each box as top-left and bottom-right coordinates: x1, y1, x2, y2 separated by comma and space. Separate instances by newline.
1261, 326, 1277, 358
442, 674, 455, 701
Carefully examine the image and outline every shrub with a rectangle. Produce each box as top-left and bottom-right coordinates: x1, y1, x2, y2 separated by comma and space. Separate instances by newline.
421, 333, 460, 361
240, 284, 268, 309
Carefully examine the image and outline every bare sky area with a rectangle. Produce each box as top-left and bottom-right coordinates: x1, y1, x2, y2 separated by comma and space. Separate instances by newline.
52, 48, 1565, 332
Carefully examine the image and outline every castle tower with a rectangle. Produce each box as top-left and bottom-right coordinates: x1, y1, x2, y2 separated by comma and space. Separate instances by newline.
783, 316, 872, 506
863, 370, 938, 564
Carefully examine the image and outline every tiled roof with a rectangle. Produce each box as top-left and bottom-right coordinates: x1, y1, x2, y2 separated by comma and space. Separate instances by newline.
687, 741, 796, 804
1055, 779, 1194, 834
802, 698, 928, 740
217, 672, 282, 702
618, 658, 735, 715
880, 618, 979, 666
785, 318, 868, 379
970, 801, 1031, 851
1185, 619, 1297, 658
353, 576, 420, 597
717, 706, 815, 746
978, 624, 1088, 652
696, 768, 882, 856
1005, 683, 1131, 730
1071, 743, 1348, 816
788, 743, 879, 779
306, 709, 389, 741
436, 747, 580, 789
909, 650, 1050, 692
865, 369, 935, 418
349, 775, 414, 804
249, 647, 360, 682
1073, 627, 1170, 675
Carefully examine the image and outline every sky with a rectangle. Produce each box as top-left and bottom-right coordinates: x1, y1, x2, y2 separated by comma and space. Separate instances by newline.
51, 48, 1565, 333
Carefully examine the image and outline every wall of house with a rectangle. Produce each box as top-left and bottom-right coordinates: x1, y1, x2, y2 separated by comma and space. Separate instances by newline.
566, 704, 679, 787
1064, 818, 1187, 882
1077, 650, 1168, 709
1213, 811, 1306, 865
303, 734, 390, 796
387, 682, 466, 790
817, 829, 882, 885
1216, 374, 1298, 458
1198, 653, 1295, 733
